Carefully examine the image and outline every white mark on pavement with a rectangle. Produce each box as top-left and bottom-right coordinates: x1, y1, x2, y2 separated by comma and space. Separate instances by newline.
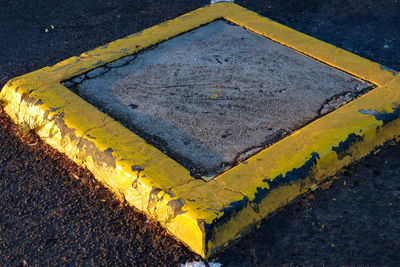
211, 0, 234, 3
181, 262, 222, 267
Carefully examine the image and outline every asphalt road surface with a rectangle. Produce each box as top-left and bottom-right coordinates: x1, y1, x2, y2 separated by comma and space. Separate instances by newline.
1, 0, 399, 266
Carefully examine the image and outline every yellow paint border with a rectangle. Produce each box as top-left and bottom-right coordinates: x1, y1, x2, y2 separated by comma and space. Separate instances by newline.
1, 2, 400, 258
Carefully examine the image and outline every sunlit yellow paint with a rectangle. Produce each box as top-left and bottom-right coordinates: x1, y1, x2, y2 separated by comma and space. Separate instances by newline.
1, 2, 399, 258
223, 4, 398, 87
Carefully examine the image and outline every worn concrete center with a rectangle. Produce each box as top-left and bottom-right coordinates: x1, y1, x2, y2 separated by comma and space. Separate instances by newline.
72, 20, 367, 178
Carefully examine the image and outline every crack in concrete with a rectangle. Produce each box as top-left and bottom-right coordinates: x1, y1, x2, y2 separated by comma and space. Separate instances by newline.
319, 83, 375, 116
215, 178, 262, 219
74, 118, 113, 149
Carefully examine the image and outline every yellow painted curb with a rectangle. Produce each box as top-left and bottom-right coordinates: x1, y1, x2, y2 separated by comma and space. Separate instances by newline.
1, 3, 399, 258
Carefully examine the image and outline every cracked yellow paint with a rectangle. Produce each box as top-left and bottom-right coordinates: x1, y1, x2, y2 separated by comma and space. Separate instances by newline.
1, 2, 400, 258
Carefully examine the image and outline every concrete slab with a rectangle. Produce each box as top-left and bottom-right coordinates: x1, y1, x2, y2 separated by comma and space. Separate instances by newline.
70, 20, 370, 177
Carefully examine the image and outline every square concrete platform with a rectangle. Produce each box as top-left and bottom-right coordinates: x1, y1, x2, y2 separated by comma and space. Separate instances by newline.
2, 2, 399, 258
69, 20, 371, 178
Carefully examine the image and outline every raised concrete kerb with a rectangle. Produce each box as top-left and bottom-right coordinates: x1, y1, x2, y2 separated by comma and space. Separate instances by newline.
1, 2, 399, 258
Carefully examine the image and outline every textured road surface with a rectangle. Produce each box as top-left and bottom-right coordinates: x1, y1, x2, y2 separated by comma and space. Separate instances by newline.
1, 0, 399, 266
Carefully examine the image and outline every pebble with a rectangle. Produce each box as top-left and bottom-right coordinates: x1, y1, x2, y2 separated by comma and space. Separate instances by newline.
72, 74, 85, 84
321, 81, 375, 116
320, 91, 358, 115
106, 59, 127, 68
63, 81, 74, 87
200, 174, 216, 181
87, 67, 108, 78
320, 106, 332, 115
106, 55, 135, 68
344, 92, 352, 102
355, 82, 373, 92
123, 55, 136, 62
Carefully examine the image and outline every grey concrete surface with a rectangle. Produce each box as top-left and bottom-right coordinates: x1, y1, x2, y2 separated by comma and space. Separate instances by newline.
74, 20, 367, 177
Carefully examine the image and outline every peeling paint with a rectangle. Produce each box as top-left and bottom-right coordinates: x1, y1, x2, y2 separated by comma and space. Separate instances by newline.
197, 220, 208, 257
50, 107, 61, 112
54, 117, 117, 168
252, 152, 320, 205
43, 110, 50, 120
85, 133, 96, 139
94, 60, 103, 66
204, 195, 249, 245
380, 64, 398, 76
52, 58, 82, 72
332, 133, 363, 160
148, 186, 163, 205
131, 165, 145, 173
359, 105, 400, 126
55, 117, 77, 140
168, 198, 187, 217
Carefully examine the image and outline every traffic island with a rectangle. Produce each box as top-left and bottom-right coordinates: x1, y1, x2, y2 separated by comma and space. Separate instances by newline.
1, 2, 399, 258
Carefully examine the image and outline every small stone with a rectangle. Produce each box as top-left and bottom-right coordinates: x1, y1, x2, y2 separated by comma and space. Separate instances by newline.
72, 74, 85, 84
201, 174, 216, 181
106, 58, 128, 68
63, 81, 74, 87
87, 67, 108, 78
310, 183, 318, 191
356, 82, 373, 92
344, 92, 353, 102
123, 55, 136, 62
338, 99, 346, 107
328, 98, 342, 108
108, 55, 136, 68
320, 106, 330, 115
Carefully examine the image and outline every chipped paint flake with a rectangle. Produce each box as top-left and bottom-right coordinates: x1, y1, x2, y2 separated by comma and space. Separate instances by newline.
359, 106, 400, 126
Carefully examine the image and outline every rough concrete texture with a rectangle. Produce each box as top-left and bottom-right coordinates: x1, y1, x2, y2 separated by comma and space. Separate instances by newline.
74, 20, 367, 177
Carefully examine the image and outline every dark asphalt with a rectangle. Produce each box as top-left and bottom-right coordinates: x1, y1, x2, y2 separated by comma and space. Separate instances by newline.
1, 0, 400, 266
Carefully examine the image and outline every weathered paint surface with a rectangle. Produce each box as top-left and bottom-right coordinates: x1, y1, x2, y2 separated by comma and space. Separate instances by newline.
332, 133, 364, 160
359, 106, 400, 126
1, 2, 400, 258
253, 152, 320, 205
